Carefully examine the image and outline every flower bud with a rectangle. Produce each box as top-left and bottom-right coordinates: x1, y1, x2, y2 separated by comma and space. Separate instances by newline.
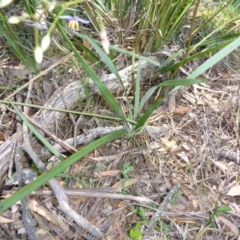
100, 30, 109, 55
34, 46, 43, 64
8, 16, 21, 24
41, 34, 51, 52
0, 0, 12, 8
47, 1, 56, 12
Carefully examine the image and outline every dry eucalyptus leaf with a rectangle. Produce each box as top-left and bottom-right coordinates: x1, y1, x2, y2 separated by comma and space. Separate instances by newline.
213, 161, 230, 173
100, 170, 121, 176
0, 104, 7, 112
227, 185, 240, 196
0, 215, 14, 223
173, 107, 192, 115
112, 178, 138, 188
217, 216, 239, 238
29, 199, 59, 226
168, 94, 176, 112
82, 39, 91, 48
0, 132, 5, 141
146, 126, 165, 140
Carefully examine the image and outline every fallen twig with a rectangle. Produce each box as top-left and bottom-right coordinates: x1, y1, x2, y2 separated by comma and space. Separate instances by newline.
217, 149, 240, 162
21, 143, 103, 238
15, 88, 38, 240
145, 183, 181, 236
3, 188, 152, 203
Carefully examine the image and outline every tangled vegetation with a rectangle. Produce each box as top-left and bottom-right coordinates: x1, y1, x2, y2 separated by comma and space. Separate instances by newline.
0, 0, 240, 239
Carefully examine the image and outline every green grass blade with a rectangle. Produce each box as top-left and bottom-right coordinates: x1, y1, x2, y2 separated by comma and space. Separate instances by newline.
83, 33, 123, 83
73, 37, 100, 64
159, 78, 207, 87
0, 11, 36, 71
133, 59, 141, 120
0, 100, 137, 125
188, 37, 240, 78
158, 49, 184, 71
56, 24, 126, 120
140, 78, 206, 111
134, 96, 164, 132
169, 37, 240, 95
0, 128, 126, 213
67, 30, 161, 67
138, 86, 158, 115
135, 77, 206, 131
161, 39, 236, 74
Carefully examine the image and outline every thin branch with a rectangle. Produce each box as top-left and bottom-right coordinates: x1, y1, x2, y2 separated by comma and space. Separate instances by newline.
3, 188, 152, 203
15, 92, 38, 240
217, 149, 240, 162
21, 143, 103, 238
145, 183, 181, 236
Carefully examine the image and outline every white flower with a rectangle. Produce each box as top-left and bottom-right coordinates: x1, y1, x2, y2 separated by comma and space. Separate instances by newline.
8, 13, 29, 24
34, 46, 43, 64
0, 0, 12, 8
47, 1, 56, 12
100, 30, 109, 55
41, 34, 51, 52
8, 16, 21, 24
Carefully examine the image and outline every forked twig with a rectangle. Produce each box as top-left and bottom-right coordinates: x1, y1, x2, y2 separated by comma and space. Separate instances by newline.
15, 86, 38, 240
21, 143, 103, 238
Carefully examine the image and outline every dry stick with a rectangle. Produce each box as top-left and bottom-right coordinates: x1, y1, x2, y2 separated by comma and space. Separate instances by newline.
7, 139, 17, 182
217, 149, 240, 162
2, 187, 121, 195
0, 224, 17, 240
15, 92, 38, 240
22, 110, 77, 153
21, 144, 103, 238
145, 183, 181, 236
5, 188, 151, 202
85, 198, 102, 220
0, 105, 6, 125
19, 77, 102, 237
114, 216, 124, 240
2, 188, 152, 203
53, 126, 124, 153
0, 137, 16, 186
4, 52, 74, 101
28, 115, 77, 153
5, 106, 77, 153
